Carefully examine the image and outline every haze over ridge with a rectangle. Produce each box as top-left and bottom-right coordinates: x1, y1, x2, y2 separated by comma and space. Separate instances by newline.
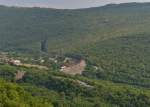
0, 0, 150, 9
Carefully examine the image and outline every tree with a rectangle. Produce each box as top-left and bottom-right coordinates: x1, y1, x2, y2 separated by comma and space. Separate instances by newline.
41, 38, 48, 53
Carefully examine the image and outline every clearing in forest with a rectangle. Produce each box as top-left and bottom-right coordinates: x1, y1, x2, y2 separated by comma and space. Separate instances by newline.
60, 59, 86, 75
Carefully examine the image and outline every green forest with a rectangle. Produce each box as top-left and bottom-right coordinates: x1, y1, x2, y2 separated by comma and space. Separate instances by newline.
0, 2, 150, 107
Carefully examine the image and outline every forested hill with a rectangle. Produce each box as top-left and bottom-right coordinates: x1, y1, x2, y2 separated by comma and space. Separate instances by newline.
0, 3, 150, 52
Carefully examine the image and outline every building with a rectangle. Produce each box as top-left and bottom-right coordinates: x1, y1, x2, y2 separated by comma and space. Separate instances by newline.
9, 60, 21, 66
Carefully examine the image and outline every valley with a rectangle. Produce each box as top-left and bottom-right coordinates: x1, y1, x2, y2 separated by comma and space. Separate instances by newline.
0, 2, 150, 107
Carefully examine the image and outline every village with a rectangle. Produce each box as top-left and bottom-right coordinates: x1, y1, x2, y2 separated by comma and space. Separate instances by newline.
0, 52, 87, 76
0, 52, 95, 89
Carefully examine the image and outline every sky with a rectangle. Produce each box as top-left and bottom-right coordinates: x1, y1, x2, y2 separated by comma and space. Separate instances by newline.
0, 0, 150, 9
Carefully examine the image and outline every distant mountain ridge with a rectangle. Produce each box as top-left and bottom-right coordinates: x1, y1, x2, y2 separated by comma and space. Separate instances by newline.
1, 2, 150, 10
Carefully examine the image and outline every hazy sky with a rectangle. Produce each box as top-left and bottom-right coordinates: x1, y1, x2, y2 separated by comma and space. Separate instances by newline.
0, 0, 150, 9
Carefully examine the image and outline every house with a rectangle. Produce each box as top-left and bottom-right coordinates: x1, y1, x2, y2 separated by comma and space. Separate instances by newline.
60, 66, 67, 71
49, 57, 58, 63
63, 57, 71, 63
9, 60, 21, 66
40, 59, 45, 63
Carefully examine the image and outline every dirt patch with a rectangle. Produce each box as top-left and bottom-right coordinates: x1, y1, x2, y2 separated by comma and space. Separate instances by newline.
21, 64, 49, 70
15, 71, 25, 80
60, 59, 86, 75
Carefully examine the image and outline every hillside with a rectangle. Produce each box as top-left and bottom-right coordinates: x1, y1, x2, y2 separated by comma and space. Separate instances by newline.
0, 62, 150, 107
0, 3, 150, 52
1, 3, 150, 107
0, 79, 53, 107
1, 3, 150, 87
